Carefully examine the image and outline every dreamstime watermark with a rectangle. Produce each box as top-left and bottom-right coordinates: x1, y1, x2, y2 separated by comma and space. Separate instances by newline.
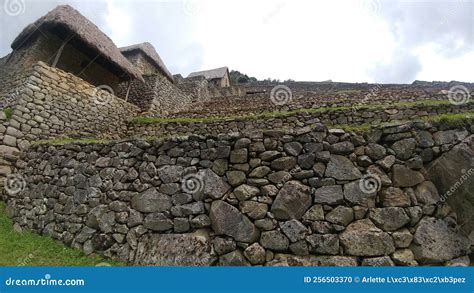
4, 174, 26, 196
262, 1, 286, 24
359, 173, 382, 194
352, 83, 383, 113
17, 253, 34, 266
359, 0, 380, 16
270, 85, 293, 106
438, 168, 474, 203
181, 173, 204, 194
91, 85, 114, 105
447, 85, 471, 105
182, 0, 201, 16
5, 274, 85, 287
3, 0, 26, 16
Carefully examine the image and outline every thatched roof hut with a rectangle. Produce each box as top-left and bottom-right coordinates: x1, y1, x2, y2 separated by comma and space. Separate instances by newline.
120, 42, 173, 82
11, 5, 143, 82
188, 66, 230, 88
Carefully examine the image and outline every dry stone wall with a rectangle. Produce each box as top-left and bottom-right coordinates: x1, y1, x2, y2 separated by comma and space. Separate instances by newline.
5, 121, 473, 266
117, 74, 193, 116
0, 61, 139, 198
175, 76, 210, 104
128, 102, 474, 139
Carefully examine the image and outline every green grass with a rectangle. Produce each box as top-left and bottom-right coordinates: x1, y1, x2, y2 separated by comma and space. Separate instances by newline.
130, 99, 456, 125
32, 111, 474, 145
335, 89, 361, 95
2, 108, 13, 120
332, 111, 474, 133
0, 201, 123, 266
32, 138, 111, 145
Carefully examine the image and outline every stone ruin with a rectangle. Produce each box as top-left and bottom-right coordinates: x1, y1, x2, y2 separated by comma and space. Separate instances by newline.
0, 5, 473, 267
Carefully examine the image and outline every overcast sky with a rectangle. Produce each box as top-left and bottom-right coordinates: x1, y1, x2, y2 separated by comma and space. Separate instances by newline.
0, 0, 473, 83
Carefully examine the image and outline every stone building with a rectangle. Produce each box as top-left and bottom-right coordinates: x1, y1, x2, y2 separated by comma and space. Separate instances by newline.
188, 67, 231, 88
117, 42, 193, 116
0, 5, 143, 94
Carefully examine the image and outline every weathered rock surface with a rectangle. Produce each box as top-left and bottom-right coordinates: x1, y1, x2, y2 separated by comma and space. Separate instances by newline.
339, 219, 395, 256
325, 155, 362, 180
134, 232, 216, 265
426, 143, 474, 235
210, 200, 259, 242
411, 217, 470, 264
271, 181, 312, 220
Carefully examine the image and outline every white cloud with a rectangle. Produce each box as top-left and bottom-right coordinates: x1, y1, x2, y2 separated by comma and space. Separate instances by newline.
0, 0, 472, 83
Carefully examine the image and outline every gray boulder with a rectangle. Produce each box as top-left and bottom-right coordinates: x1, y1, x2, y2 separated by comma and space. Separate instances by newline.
339, 219, 395, 256
271, 181, 312, 220
392, 165, 424, 187
134, 232, 216, 265
391, 138, 416, 160
260, 230, 290, 251
131, 188, 172, 213
210, 200, 259, 242
411, 217, 470, 264
426, 143, 474, 235
369, 207, 410, 231
314, 185, 344, 205
196, 169, 231, 199
325, 155, 362, 180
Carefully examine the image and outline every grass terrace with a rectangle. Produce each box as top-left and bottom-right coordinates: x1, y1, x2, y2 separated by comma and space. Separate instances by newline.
129, 99, 459, 125
0, 202, 123, 266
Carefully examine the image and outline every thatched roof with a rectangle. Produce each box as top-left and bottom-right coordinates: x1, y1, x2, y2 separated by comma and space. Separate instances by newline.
188, 67, 229, 80
120, 42, 173, 82
11, 5, 143, 81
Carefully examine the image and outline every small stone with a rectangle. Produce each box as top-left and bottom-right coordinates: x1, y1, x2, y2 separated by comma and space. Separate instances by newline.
380, 187, 411, 207
210, 200, 259, 242
243, 243, 266, 264
330, 141, 354, 155
313, 185, 344, 205
391, 138, 416, 160
325, 155, 362, 180
339, 219, 395, 256
289, 240, 310, 256
226, 171, 246, 187
414, 181, 440, 205
144, 213, 173, 231
260, 230, 290, 251
271, 157, 297, 170
392, 229, 413, 248
240, 201, 268, 220
280, 219, 308, 242
306, 234, 339, 255
213, 237, 236, 255
230, 149, 248, 163
234, 184, 260, 201
219, 250, 250, 266
249, 166, 271, 178
283, 142, 303, 156
343, 181, 376, 207
325, 206, 354, 226
392, 165, 424, 187
361, 256, 395, 266
365, 143, 387, 160
302, 205, 325, 221
392, 249, 417, 266
271, 181, 312, 220
131, 188, 171, 213
369, 207, 410, 231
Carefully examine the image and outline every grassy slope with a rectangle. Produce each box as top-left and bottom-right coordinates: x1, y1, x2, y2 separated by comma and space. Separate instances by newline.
130, 99, 456, 125
0, 202, 123, 266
